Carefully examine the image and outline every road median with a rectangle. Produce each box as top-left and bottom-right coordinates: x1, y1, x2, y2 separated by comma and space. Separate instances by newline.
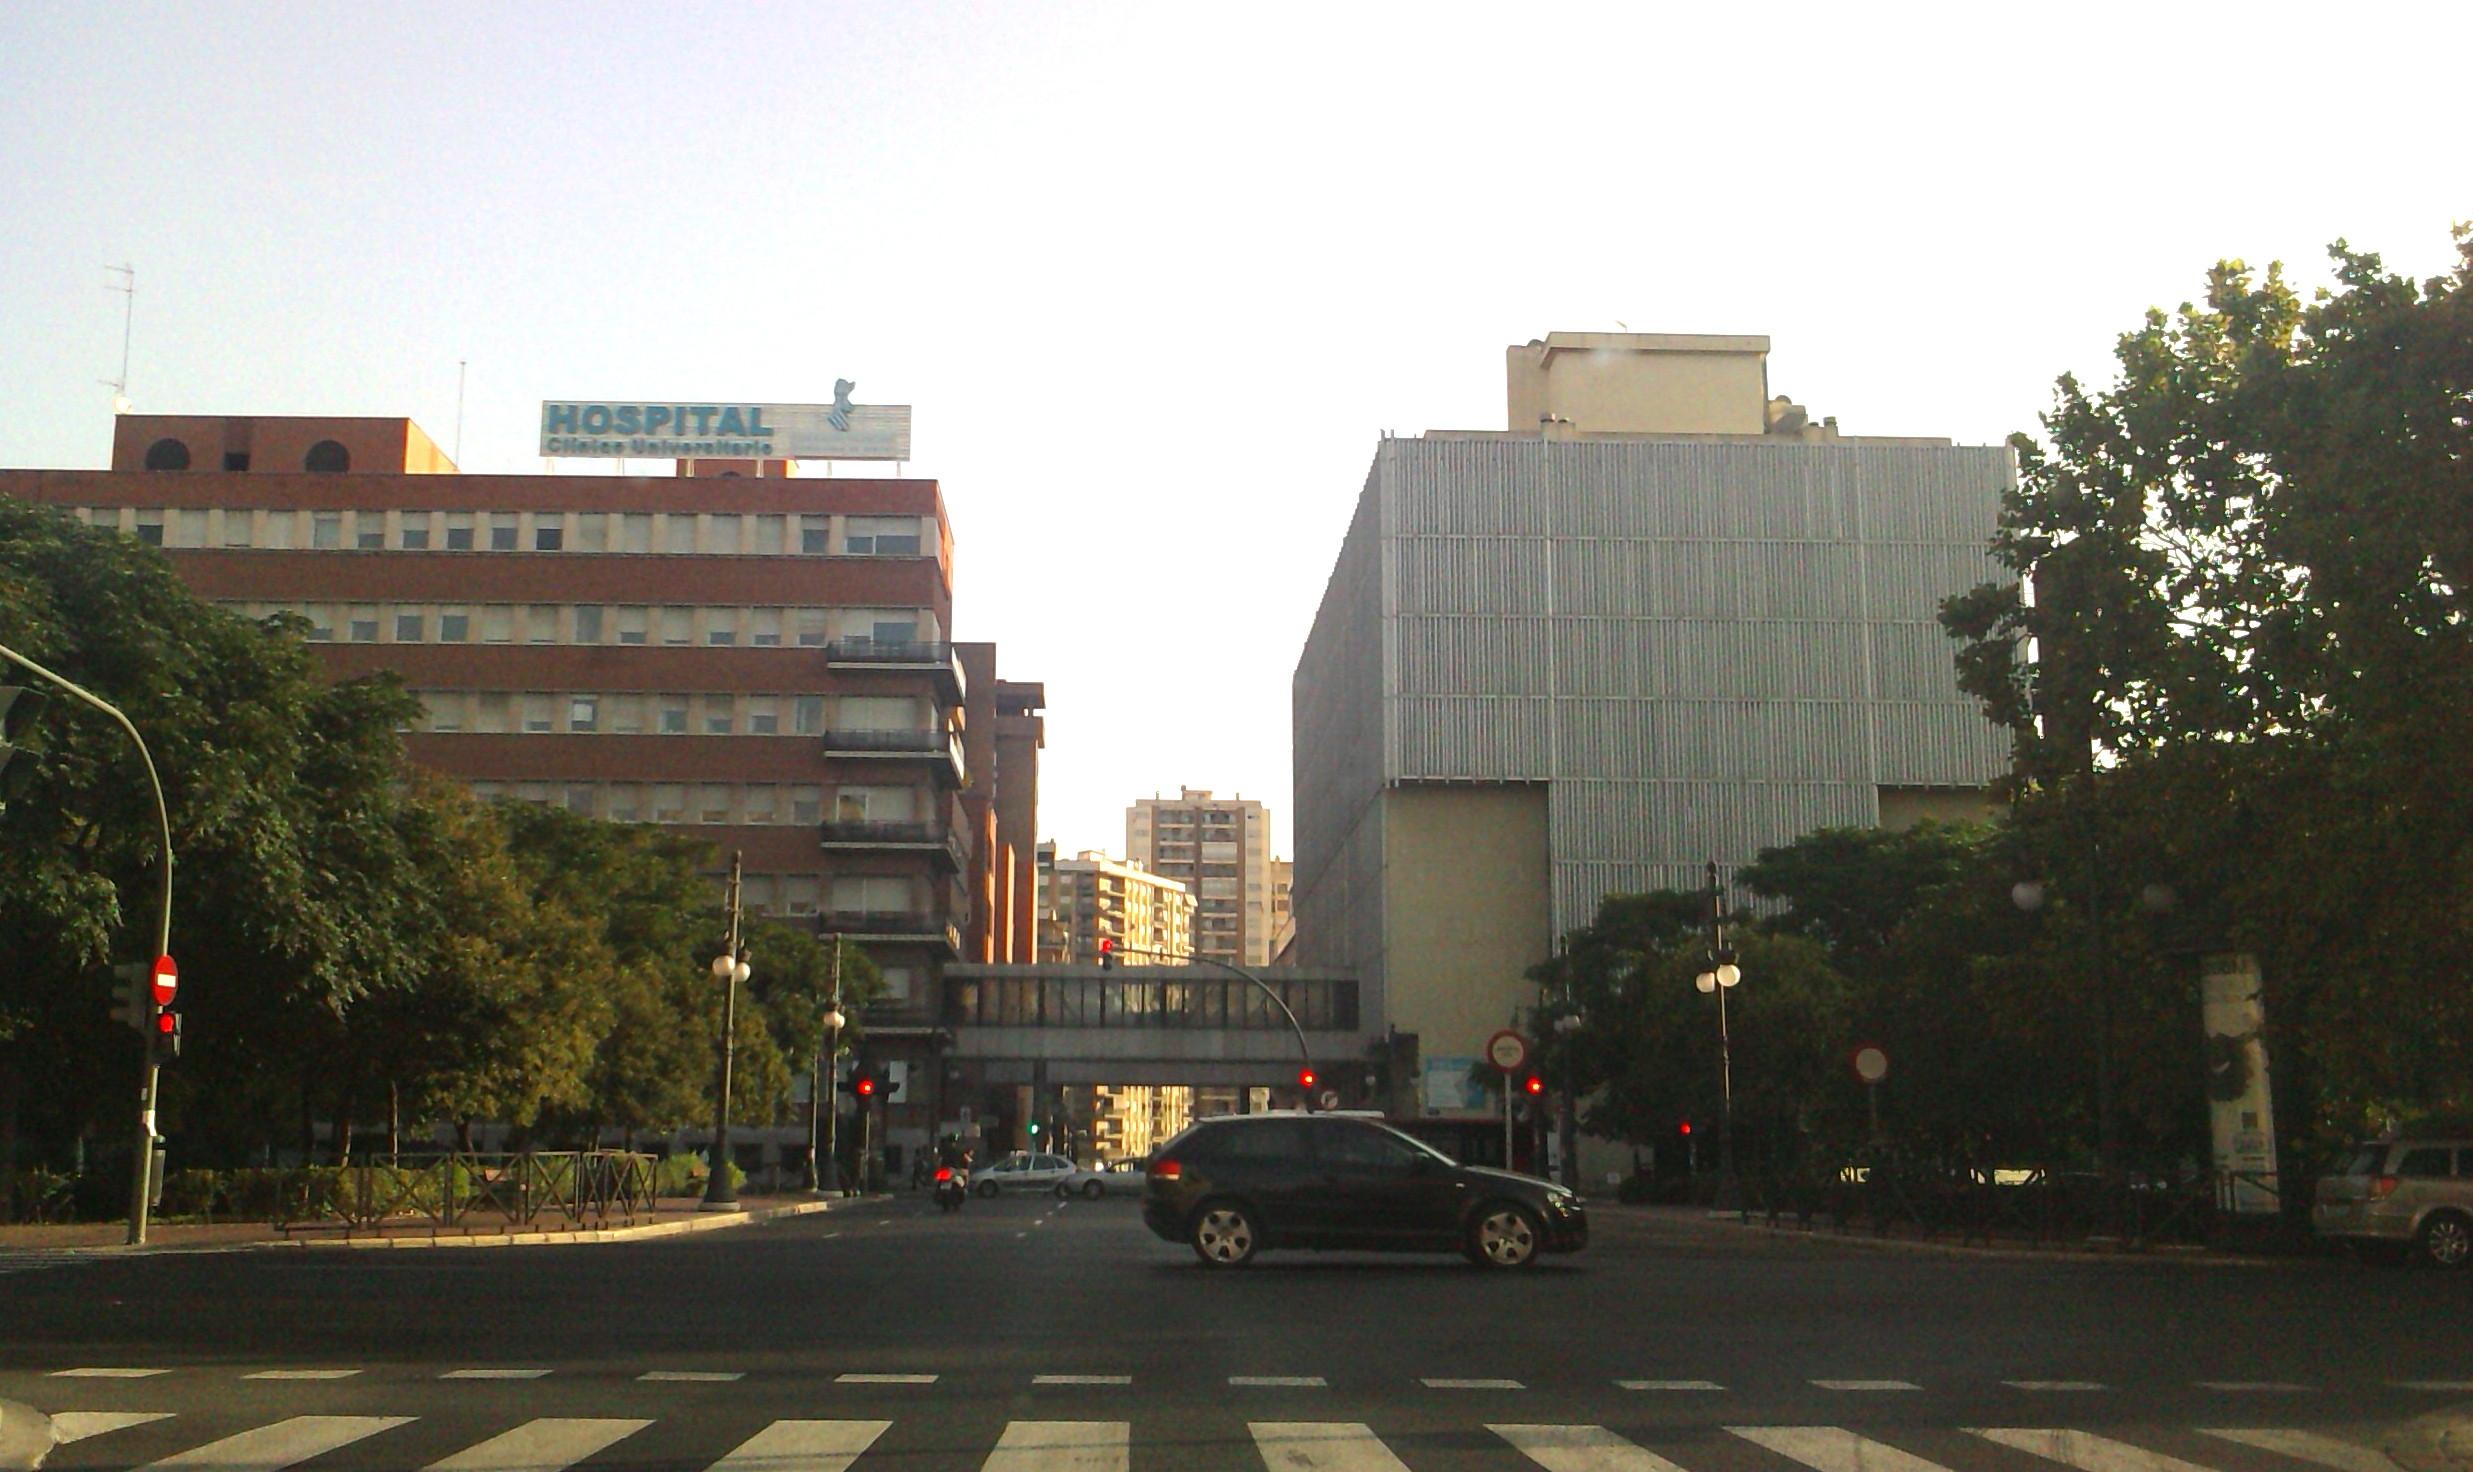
0, 1194, 876, 1255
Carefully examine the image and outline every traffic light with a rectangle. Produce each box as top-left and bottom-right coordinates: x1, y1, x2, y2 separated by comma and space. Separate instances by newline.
1096, 937, 1115, 970
1523, 1074, 1544, 1096
1028, 1121, 1041, 1138
1678, 1120, 1693, 1137
108, 962, 149, 1031
1297, 1066, 1317, 1092
153, 1002, 181, 1061
851, 1069, 878, 1100
0, 686, 47, 798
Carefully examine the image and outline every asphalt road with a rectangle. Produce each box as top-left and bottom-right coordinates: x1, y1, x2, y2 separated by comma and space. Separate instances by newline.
1, 1193, 2464, 1470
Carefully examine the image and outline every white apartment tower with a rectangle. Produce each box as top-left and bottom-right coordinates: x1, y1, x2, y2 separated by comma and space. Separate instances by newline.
1040, 846, 1196, 965
1126, 789, 1275, 967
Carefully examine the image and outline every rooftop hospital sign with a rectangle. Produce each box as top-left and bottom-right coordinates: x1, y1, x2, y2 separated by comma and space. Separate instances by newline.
539, 382, 911, 461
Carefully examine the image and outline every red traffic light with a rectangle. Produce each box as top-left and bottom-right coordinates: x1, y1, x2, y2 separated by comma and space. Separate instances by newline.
1096, 937, 1115, 969
1297, 1067, 1318, 1091
853, 1074, 877, 1098
1678, 1121, 1693, 1136
1523, 1074, 1544, 1096
154, 1010, 175, 1035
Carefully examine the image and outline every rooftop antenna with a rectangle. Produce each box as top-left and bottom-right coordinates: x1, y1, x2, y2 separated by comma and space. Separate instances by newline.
101, 264, 135, 413
454, 359, 468, 467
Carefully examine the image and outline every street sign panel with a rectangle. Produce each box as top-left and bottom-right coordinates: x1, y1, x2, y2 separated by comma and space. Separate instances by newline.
149, 954, 178, 1006
1853, 1044, 1889, 1084
1485, 1028, 1529, 1073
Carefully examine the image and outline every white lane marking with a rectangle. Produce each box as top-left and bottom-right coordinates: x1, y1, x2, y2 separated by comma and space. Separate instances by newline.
1617, 1380, 1724, 1391
2004, 1382, 2107, 1392
422, 1418, 651, 1472
2200, 1429, 2393, 1472
1812, 1380, 1921, 1392
706, 1420, 890, 1472
51, 1412, 173, 1444
835, 1372, 937, 1384
1232, 1376, 1329, 1388
2193, 1382, 2313, 1393
982, 1419, 1128, 1472
636, 1371, 744, 1382
143, 1415, 414, 1470
1732, 1425, 1956, 1472
441, 1369, 552, 1380
1033, 1374, 1132, 1385
2395, 1381, 2473, 1391
1422, 1377, 1525, 1390
1250, 1422, 1413, 1472
244, 1370, 363, 1381
51, 1367, 172, 1378
1495, 1423, 1697, 1472
1973, 1428, 2221, 1472
1014, 1232, 1031, 1239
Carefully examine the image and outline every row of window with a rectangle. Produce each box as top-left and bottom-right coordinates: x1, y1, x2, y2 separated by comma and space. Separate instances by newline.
142, 438, 352, 473
948, 976, 1358, 1032
227, 600, 933, 650
88, 506, 925, 558
466, 779, 930, 827
406, 690, 930, 737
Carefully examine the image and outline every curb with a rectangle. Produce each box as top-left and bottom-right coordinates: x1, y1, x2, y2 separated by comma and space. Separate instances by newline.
0, 1398, 54, 1472
1612, 1203, 2301, 1269
286, 1195, 869, 1250
2386, 1409, 2473, 1472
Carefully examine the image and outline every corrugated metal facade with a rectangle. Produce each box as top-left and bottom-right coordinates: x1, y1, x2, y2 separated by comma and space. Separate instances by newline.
1294, 432, 2012, 991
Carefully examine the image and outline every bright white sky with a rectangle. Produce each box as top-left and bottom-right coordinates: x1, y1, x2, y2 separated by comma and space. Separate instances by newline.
3, 3, 2463, 860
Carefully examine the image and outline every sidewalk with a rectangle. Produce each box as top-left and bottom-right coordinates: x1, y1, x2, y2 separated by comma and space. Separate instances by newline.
0, 1192, 873, 1253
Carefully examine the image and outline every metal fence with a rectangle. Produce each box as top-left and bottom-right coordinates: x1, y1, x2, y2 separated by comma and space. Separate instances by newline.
1740, 1166, 2282, 1250
269, 1151, 660, 1237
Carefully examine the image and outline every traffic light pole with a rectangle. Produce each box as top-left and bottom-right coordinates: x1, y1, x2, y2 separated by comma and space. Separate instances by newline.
0, 640, 174, 1247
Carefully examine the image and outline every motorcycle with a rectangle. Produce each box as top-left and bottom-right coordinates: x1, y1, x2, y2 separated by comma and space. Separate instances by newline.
933, 1165, 968, 1212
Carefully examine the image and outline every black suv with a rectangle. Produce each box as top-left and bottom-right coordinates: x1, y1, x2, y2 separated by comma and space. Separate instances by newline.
1141, 1113, 1587, 1269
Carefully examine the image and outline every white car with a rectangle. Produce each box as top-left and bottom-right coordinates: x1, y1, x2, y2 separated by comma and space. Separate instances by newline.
1054, 1159, 1148, 1200
974, 1151, 1078, 1196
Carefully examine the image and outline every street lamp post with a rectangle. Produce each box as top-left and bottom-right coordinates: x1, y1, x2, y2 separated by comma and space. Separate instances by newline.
1692, 860, 1744, 1213
806, 934, 846, 1194
701, 852, 752, 1212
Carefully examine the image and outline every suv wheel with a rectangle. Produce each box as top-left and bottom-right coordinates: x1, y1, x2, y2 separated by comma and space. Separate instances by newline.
1191, 1202, 1261, 1267
1466, 1202, 1543, 1268
2419, 1210, 2472, 1269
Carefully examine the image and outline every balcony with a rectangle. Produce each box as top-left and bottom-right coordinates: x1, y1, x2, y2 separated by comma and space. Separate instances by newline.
820, 910, 963, 954
821, 727, 966, 786
818, 817, 966, 872
823, 638, 965, 703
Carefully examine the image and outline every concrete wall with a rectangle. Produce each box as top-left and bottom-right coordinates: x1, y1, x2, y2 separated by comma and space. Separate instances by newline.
1379, 784, 1550, 1062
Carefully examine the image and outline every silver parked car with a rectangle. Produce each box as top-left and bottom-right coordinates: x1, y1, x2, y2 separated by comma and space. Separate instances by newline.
1054, 1158, 1147, 1200
2313, 1133, 2472, 1267
974, 1150, 1078, 1196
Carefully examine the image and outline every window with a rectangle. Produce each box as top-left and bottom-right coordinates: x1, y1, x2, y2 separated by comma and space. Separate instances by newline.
621, 513, 653, 553
134, 513, 164, 546
704, 696, 734, 735
400, 518, 432, 550
348, 608, 379, 643
223, 452, 251, 472
658, 696, 689, 734
143, 438, 190, 470
745, 785, 779, 823
846, 516, 922, 555
395, 610, 424, 642
831, 876, 910, 914
304, 440, 350, 473
871, 616, 919, 646
568, 695, 599, 733
355, 518, 384, 550
304, 606, 334, 641
698, 785, 731, 823
522, 693, 555, 733
534, 520, 564, 551
262, 513, 292, 549
481, 606, 513, 644
311, 513, 343, 549
438, 607, 470, 642
783, 876, 821, 917
749, 609, 783, 647
488, 514, 518, 551
652, 785, 687, 822
445, 514, 475, 551
607, 784, 643, 822
664, 515, 696, 554
608, 694, 646, 734
526, 606, 558, 644
839, 696, 916, 730
706, 611, 738, 646
2399, 1148, 2454, 1179
799, 516, 830, 554
741, 874, 779, 913
222, 510, 252, 547
879, 965, 915, 1003
576, 513, 608, 552
177, 509, 208, 546
746, 697, 780, 735
616, 606, 648, 645
754, 515, 784, 554
708, 514, 742, 553
573, 605, 603, 644
796, 610, 831, 647
477, 693, 511, 733
793, 696, 825, 735
563, 786, 596, 816
791, 786, 824, 824
837, 786, 915, 821
424, 693, 462, 732
661, 608, 692, 646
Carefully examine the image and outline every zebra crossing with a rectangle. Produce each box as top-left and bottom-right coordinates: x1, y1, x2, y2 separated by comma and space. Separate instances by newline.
32, 1411, 2414, 1472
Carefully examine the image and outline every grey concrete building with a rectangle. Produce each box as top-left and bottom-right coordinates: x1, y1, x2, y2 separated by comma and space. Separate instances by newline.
1291, 333, 2010, 1137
